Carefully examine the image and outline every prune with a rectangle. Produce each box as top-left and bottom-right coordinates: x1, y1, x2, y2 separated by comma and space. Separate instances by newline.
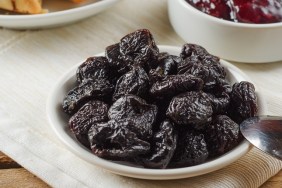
169, 130, 208, 168
63, 79, 114, 115
178, 44, 226, 91
108, 95, 158, 140
139, 120, 178, 169
76, 56, 110, 83
105, 43, 131, 75
120, 29, 159, 71
152, 53, 181, 76
69, 100, 109, 147
206, 78, 232, 95
154, 98, 172, 127
113, 66, 150, 101
180, 43, 212, 60
229, 81, 258, 124
149, 53, 182, 84
204, 115, 242, 157
166, 91, 213, 129
149, 74, 204, 99
206, 92, 230, 114
88, 119, 150, 160
63, 30, 260, 169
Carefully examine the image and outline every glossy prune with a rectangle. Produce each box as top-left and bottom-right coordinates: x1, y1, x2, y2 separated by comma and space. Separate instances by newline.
149, 53, 182, 84
229, 81, 258, 124
152, 53, 181, 75
76, 56, 110, 84
108, 95, 157, 140
150, 74, 204, 99
63, 30, 260, 169
180, 43, 212, 60
120, 29, 159, 71
105, 43, 131, 75
88, 119, 150, 160
113, 66, 149, 101
63, 79, 114, 115
166, 91, 213, 129
204, 115, 242, 157
206, 78, 232, 95
178, 44, 226, 91
169, 130, 208, 168
69, 100, 109, 147
140, 120, 178, 169
206, 92, 230, 114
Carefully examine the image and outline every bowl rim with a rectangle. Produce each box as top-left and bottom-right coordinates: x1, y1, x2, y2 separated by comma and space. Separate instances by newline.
0, 0, 118, 20
46, 45, 267, 179
178, 0, 282, 28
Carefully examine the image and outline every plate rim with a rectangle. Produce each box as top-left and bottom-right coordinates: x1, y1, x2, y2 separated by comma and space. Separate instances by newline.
0, 0, 119, 19
0, 0, 119, 29
46, 45, 267, 180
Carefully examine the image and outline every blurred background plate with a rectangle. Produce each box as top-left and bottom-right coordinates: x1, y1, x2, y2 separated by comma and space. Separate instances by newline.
0, 0, 119, 29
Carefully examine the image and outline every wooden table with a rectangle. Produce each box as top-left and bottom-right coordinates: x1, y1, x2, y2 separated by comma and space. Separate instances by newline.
0, 152, 281, 187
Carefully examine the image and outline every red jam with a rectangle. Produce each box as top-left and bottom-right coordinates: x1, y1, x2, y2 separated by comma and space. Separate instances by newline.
186, 0, 282, 24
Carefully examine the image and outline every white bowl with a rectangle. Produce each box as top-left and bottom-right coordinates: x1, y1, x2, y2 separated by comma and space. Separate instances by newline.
0, 0, 118, 29
168, 0, 282, 63
46, 45, 267, 180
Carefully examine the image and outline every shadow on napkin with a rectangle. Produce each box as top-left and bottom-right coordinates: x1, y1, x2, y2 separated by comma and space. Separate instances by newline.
0, 120, 281, 188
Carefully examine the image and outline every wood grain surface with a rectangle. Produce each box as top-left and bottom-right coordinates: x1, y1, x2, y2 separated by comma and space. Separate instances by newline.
0, 151, 280, 188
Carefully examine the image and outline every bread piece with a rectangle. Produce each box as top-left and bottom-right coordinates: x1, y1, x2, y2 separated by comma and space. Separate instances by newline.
70, 0, 85, 3
0, 0, 85, 14
15, 0, 43, 14
0, 0, 14, 11
0, 0, 43, 14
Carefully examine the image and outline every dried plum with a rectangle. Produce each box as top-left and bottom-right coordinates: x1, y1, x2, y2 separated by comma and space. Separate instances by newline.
120, 29, 159, 71
206, 92, 230, 114
166, 91, 213, 129
62, 30, 260, 169
113, 66, 149, 101
69, 100, 109, 147
150, 74, 204, 99
204, 115, 242, 157
180, 43, 210, 60
229, 81, 258, 123
178, 44, 226, 91
108, 95, 157, 120
169, 130, 208, 168
105, 43, 131, 75
157, 53, 181, 74
88, 119, 150, 160
206, 78, 232, 95
139, 120, 177, 169
108, 95, 157, 140
63, 79, 114, 115
76, 56, 110, 83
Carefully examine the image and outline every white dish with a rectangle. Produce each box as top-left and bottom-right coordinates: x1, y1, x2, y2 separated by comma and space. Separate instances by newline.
168, 0, 282, 63
46, 45, 267, 180
0, 0, 118, 29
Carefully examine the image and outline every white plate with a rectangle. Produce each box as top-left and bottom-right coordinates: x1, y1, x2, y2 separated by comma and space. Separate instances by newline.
0, 0, 118, 29
46, 45, 267, 180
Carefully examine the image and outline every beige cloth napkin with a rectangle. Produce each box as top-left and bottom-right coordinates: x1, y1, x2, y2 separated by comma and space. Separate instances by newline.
0, 0, 282, 187
0, 115, 281, 188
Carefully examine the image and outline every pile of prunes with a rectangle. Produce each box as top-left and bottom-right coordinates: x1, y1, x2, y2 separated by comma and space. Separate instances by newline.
62, 29, 258, 169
